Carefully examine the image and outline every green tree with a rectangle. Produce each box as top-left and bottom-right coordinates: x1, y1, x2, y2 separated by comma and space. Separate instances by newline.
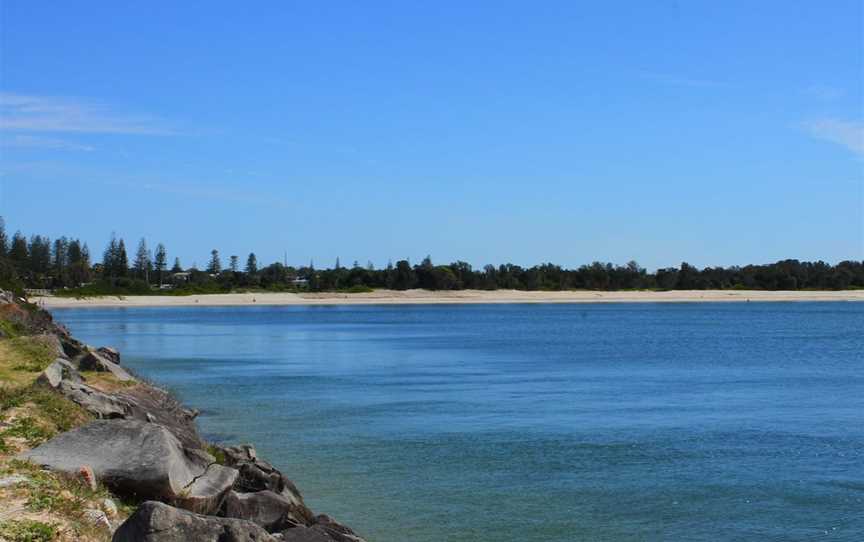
134, 238, 152, 283
677, 262, 698, 289
0, 217, 8, 258
245, 253, 258, 275
171, 257, 183, 273
154, 243, 168, 286
116, 239, 129, 277
229, 255, 239, 273
207, 249, 221, 274
67, 239, 91, 286
9, 231, 28, 268
52, 237, 69, 287
28, 235, 52, 277
392, 260, 416, 290
102, 233, 128, 279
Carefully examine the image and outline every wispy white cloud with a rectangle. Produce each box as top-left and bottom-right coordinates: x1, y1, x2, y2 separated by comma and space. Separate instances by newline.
803, 118, 864, 156
0, 134, 95, 152
0, 93, 173, 135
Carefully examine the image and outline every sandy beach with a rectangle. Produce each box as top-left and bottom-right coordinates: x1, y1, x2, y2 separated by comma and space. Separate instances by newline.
33, 289, 864, 308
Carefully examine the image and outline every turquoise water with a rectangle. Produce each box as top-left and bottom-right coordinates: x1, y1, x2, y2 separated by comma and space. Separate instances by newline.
55, 303, 863, 541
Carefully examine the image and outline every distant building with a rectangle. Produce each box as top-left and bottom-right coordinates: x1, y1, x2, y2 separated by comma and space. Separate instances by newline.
290, 278, 309, 287
171, 272, 191, 283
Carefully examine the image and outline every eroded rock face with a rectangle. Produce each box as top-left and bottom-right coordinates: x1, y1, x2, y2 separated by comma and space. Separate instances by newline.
278, 527, 334, 542
279, 518, 368, 542
96, 346, 121, 364
57, 380, 129, 418
36, 357, 205, 448
112, 501, 277, 542
222, 490, 308, 532
22, 420, 237, 514
217, 444, 315, 526
311, 515, 366, 542
37, 359, 128, 418
59, 336, 87, 359
76, 348, 134, 381
116, 385, 205, 450
36, 359, 83, 388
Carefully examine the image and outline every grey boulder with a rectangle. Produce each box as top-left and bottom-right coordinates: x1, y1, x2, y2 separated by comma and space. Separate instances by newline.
77, 348, 134, 381
279, 519, 367, 542
36, 360, 129, 418
97, 346, 121, 364
59, 336, 88, 359
22, 419, 237, 514
58, 380, 129, 419
214, 444, 315, 526
116, 385, 204, 450
113, 501, 276, 542
278, 528, 334, 542
36, 359, 83, 388
37, 358, 204, 449
222, 490, 308, 532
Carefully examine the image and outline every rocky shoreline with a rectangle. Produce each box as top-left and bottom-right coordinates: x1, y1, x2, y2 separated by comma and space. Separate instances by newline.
0, 290, 367, 542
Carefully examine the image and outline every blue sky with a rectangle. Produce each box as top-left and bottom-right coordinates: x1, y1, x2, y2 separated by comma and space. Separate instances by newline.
1, 1, 862, 270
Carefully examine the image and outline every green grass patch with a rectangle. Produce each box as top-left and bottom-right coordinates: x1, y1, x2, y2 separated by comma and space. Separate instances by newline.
2, 416, 53, 447
6, 459, 113, 520
206, 444, 227, 465
79, 371, 137, 391
5, 337, 56, 374
24, 388, 91, 433
0, 386, 91, 436
0, 519, 57, 542
0, 318, 25, 339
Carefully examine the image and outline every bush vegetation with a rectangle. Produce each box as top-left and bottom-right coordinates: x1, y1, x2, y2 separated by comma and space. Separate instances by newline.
2, 215, 863, 295
0, 518, 57, 542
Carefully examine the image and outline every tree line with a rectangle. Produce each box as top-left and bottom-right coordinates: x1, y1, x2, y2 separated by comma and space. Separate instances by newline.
1, 218, 862, 295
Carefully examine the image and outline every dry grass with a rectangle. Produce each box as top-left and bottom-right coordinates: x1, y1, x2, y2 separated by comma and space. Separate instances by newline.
78, 372, 138, 394
0, 459, 128, 541
0, 331, 127, 541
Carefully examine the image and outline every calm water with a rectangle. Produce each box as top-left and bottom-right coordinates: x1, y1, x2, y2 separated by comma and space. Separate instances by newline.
54, 303, 863, 541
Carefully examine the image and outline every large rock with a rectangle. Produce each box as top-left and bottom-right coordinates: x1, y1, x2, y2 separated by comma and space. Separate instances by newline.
117, 385, 204, 450
279, 519, 367, 542
58, 380, 130, 419
219, 445, 314, 525
77, 348, 134, 381
22, 420, 237, 514
37, 358, 204, 448
222, 490, 309, 532
279, 528, 334, 542
113, 501, 276, 542
97, 346, 121, 364
36, 359, 83, 388
37, 359, 129, 418
310, 515, 366, 542
60, 336, 87, 359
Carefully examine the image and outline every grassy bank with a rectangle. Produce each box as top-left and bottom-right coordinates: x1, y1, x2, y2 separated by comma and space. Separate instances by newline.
0, 313, 133, 541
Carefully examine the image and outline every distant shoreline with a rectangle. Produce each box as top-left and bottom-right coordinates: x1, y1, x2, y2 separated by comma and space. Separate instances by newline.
33, 289, 864, 308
